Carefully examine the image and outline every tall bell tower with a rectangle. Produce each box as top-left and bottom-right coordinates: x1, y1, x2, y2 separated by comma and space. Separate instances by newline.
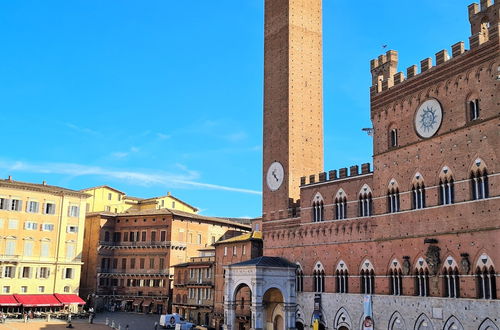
262, 0, 324, 220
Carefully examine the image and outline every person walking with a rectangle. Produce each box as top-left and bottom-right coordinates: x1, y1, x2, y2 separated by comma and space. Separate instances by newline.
88, 307, 95, 324
23, 312, 28, 323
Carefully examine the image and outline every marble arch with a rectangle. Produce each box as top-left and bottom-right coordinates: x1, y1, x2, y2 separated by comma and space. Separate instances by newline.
224, 256, 297, 330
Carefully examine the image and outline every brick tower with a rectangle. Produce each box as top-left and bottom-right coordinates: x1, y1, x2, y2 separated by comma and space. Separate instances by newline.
262, 0, 324, 220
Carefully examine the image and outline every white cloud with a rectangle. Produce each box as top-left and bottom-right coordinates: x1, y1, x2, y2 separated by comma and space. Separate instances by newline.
111, 152, 129, 158
0, 160, 262, 195
156, 133, 171, 140
110, 146, 140, 159
225, 131, 247, 142
64, 122, 99, 135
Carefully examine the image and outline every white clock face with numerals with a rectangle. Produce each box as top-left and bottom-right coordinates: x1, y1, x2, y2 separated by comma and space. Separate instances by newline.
414, 99, 443, 138
266, 161, 284, 191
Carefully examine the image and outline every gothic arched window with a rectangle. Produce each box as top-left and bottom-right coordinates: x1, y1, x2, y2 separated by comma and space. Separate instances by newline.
335, 189, 347, 220
387, 179, 400, 213
296, 264, 304, 292
313, 262, 325, 292
358, 185, 373, 217
415, 258, 430, 297
442, 257, 460, 298
470, 159, 489, 200
390, 128, 398, 148
312, 193, 324, 222
335, 261, 349, 293
360, 260, 375, 294
469, 99, 480, 121
389, 259, 403, 296
439, 167, 455, 205
475, 254, 496, 299
411, 173, 426, 210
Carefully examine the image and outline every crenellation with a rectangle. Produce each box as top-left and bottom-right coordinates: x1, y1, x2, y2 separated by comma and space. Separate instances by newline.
299, 163, 373, 187
451, 41, 466, 57
349, 165, 359, 177
361, 163, 371, 174
318, 172, 327, 182
468, 0, 499, 44
420, 57, 433, 72
435, 49, 450, 65
468, 3, 480, 18
370, 50, 398, 91
469, 33, 482, 49
393, 72, 405, 85
479, 0, 493, 11
371, 2, 498, 97
407, 65, 418, 78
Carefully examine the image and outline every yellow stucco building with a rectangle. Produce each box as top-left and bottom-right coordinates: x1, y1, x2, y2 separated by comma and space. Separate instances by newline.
81, 186, 198, 214
0, 178, 89, 296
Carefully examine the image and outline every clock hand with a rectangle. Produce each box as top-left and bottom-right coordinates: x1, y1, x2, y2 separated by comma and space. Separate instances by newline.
272, 170, 278, 181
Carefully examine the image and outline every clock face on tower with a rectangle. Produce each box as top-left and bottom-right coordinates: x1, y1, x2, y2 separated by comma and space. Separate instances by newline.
266, 161, 284, 191
414, 99, 443, 138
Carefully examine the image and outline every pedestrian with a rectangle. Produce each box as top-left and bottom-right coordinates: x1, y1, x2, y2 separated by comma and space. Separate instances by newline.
23, 312, 28, 323
125, 324, 129, 330
2, 312, 6, 324
0, 312, 3, 324
154, 321, 159, 330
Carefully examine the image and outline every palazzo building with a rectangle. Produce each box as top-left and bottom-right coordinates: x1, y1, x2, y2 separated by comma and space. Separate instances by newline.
0, 177, 88, 299
80, 208, 250, 314
172, 248, 215, 326
224, 1, 499, 330
81, 185, 199, 214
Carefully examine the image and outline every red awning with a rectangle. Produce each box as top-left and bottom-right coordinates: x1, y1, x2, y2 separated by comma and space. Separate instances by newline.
0, 295, 21, 306
54, 294, 86, 305
13, 294, 63, 307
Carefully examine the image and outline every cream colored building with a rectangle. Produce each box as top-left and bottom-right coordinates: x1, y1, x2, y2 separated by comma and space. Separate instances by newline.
82, 185, 198, 214
0, 177, 89, 295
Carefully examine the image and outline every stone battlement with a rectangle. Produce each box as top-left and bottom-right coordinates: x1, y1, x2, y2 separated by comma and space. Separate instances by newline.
370, 1, 499, 95
300, 163, 372, 186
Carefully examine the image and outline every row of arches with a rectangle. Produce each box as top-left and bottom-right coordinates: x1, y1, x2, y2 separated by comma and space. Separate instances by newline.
295, 254, 497, 299
311, 159, 490, 221
297, 307, 499, 330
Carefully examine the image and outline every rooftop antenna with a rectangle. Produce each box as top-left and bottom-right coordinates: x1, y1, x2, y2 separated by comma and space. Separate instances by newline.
362, 128, 374, 136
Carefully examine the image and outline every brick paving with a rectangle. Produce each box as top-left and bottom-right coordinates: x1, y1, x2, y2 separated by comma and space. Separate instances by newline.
0, 312, 160, 330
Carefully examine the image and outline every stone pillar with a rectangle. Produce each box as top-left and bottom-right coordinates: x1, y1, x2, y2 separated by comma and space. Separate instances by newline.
284, 303, 297, 330
251, 303, 264, 330
223, 301, 236, 330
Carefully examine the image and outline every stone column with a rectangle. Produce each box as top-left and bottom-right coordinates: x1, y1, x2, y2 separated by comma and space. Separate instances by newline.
224, 301, 236, 330
284, 303, 297, 330
251, 302, 264, 330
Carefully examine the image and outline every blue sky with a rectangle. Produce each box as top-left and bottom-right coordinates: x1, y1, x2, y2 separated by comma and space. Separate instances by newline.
0, 0, 473, 218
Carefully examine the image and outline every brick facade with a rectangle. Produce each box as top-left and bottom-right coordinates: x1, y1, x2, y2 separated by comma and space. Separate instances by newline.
259, 0, 499, 329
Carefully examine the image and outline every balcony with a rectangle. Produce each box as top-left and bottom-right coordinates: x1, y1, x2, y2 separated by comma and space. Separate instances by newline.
0, 255, 82, 264
0, 254, 20, 262
186, 280, 214, 287
98, 240, 186, 250
97, 268, 171, 277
